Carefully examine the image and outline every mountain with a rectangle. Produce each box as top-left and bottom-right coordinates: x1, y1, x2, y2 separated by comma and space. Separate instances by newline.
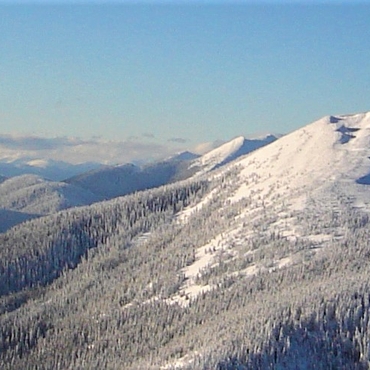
189, 134, 278, 174
0, 137, 273, 231
169, 151, 200, 161
64, 155, 199, 199
0, 209, 39, 233
0, 174, 103, 230
225, 112, 370, 209
0, 158, 102, 181
65, 136, 275, 199
0, 136, 275, 183
3, 113, 370, 369
64, 161, 186, 199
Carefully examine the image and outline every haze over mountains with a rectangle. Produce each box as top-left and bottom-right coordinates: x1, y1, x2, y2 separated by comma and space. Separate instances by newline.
3, 114, 370, 368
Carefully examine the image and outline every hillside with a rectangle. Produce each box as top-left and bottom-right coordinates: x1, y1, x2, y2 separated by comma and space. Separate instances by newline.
0, 158, 101, 181
0, 136, 273, 232
65, 136, 276, 199
189, 134, 277, 174
1, 112, 370, 369
64, 161, 191, 199
0, 174, 102, 222
0, 209, 39, 233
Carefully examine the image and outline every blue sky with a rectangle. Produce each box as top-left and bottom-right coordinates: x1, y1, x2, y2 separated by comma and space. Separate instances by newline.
1, 1, 370, 162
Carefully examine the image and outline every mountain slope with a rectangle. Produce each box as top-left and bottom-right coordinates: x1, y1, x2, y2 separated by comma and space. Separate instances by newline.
0, 209, 39, 233
2, 112, 370, 369
172, 112, 370, 306
64, 161, 192, 199
65, 136, 276, 199
0, 174, 102, 216
228, 112, 370, 208
189, 134, 277, 174
0, 158, 102, 181
64, 153, 204, 199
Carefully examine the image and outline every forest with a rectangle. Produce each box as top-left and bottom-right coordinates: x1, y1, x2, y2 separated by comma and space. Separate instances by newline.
1, 163, 370, 369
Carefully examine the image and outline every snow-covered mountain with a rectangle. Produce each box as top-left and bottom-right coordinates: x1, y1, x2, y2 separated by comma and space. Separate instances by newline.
65, 154, 198, 199
0, 158, 102, 181
172, 112, 370, 303
64, 162, 169, 199
65, 136, 276, 199
169, 151, 200, 162
225, 112, 370, 209
4, 113, 370, 369
189, 134, 277, 174
0, 136, 274, 231
0, 174, 102, 222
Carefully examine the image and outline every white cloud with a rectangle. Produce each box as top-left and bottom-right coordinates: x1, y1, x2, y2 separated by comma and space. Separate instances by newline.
0, 134, 187, 165
191, 140, 225, 155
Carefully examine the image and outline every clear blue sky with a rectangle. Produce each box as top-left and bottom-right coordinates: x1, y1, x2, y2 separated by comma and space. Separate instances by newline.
1, 1, 370, 151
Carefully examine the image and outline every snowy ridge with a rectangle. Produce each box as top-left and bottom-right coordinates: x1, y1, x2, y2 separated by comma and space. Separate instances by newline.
0, 174, 102, 217
0, 157, 101, 181
193, 136, 245, 169
189, 135, 277, 175
230, 112, 370, 206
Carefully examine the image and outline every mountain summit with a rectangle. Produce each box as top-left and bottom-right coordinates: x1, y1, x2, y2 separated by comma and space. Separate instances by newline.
190, 134, 277, 174
226, 112, 370, 208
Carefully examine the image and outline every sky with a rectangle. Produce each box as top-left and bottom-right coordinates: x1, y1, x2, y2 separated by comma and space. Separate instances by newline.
1, 1, 370, 164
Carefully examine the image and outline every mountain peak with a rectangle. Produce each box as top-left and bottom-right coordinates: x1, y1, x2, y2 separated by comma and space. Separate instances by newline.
168, 151, 199, 162
190, 134, 277, 174
226, 111, 370, 205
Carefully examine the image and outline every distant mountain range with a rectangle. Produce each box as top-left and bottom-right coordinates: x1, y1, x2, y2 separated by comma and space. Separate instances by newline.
0, 158, 102, 181
0, 135, 277, 182
0, 174, 103, 231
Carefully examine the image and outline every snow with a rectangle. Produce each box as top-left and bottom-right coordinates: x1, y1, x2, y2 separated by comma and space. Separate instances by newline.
0, 174, 102, 222
161, 352, 200, 370
176, 188, 219, 222
188, 135, 276, 175
167, 238, 218, 307
220, 113, 370, 240
192, 136, 245, 170
229, 112, 370, 209
183, 243, 215, 280
167, 112, 370, 308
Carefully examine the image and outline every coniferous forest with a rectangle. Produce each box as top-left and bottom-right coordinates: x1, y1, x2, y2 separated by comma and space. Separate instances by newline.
2, 160, 370, 369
